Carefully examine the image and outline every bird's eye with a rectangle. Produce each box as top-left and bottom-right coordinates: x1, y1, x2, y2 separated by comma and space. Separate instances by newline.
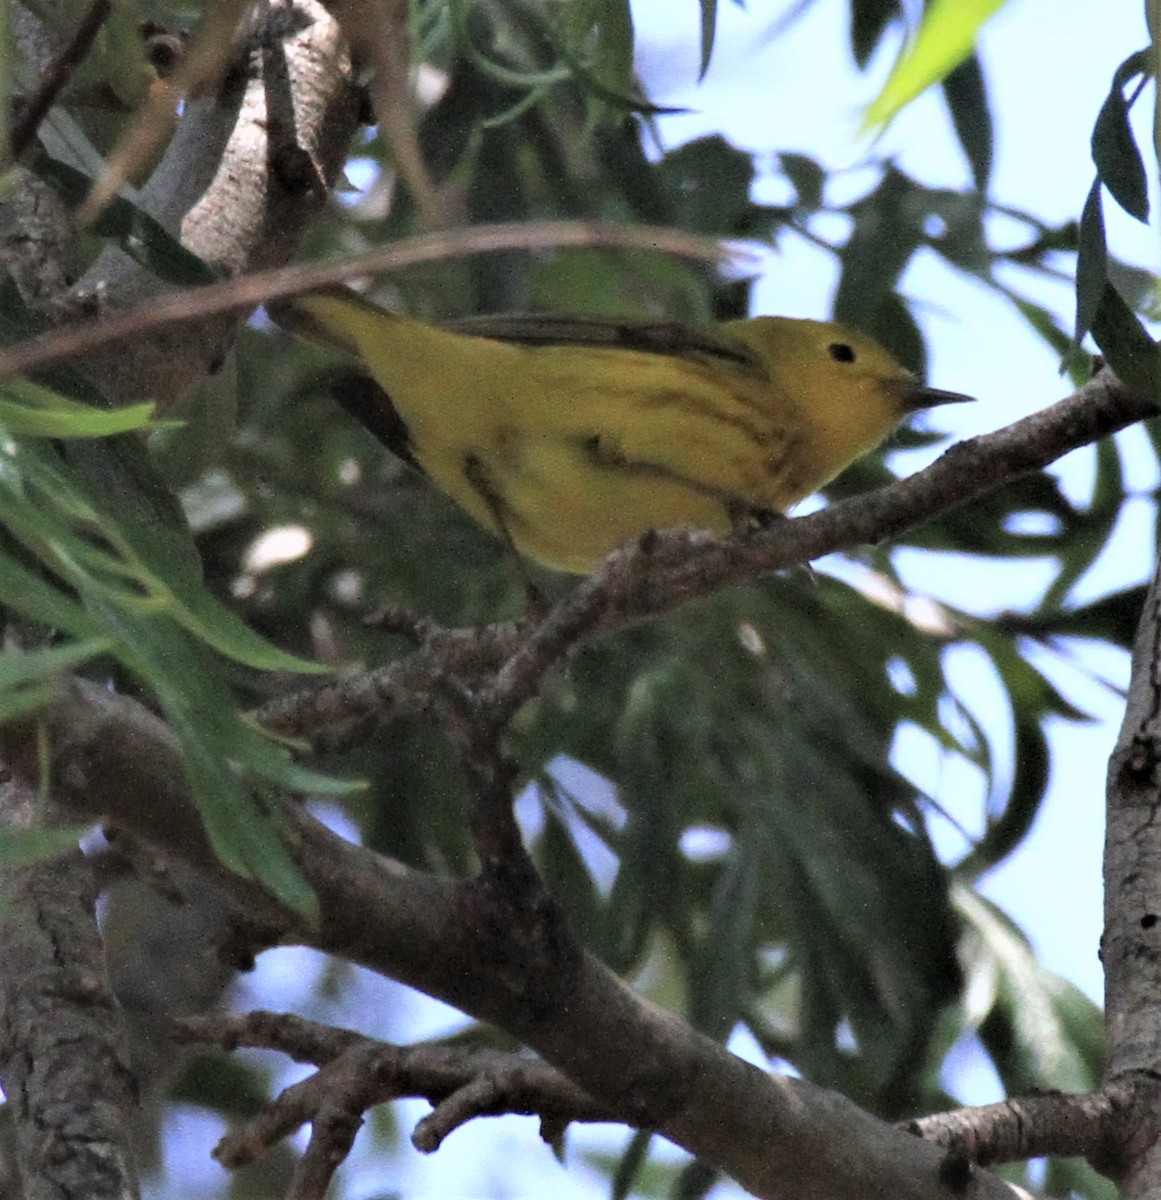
828, 342, 856, 363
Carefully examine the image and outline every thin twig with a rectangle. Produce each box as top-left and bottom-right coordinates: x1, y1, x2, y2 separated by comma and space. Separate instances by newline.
338, 0, 446, 227
0, 220, 748, 380
175, 1009, 618, 1172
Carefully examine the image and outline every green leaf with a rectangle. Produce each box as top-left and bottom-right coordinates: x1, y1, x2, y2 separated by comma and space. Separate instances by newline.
958, 698, 1049, 878
657, 136, 755, 234
0, 543, 107, 639
870, 291, 925, 378
0, 639, 112, 692
232, 723, 364, 797
1072, 179, 1107, 348
690, 823, 759, 1040
589, 0, 635, 101
22, 440, 327, 676
1089, 281, 1159, 397
862, 0, 1009, 132
0, 292, 217, 602
941, 52, 992, 191
0, 378, 157, 437
452, 0, 682, 117
534, 791, 603, 947
0, 424, 341, 915
833, 167, 919, 334
89, 595, 319, 920
779, 152, 825, 210
698, 0, 717, 78
1037, 586, 1147, 646
0, 824, 92, 867
1091, 49, 1152, 222
611, 1129, 654, 1200
674, 1160, 721, 1200
959, 887, 1101, 1093
850, 0, 900, 68
1040, 434, 1124, 611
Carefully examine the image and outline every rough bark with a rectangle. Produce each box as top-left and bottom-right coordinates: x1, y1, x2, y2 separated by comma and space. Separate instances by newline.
1102, 552, 1161, 1195
0, 778, 139, 1200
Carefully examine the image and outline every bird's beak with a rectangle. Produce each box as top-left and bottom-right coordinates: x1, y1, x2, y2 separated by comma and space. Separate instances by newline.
897, 380, 975, 413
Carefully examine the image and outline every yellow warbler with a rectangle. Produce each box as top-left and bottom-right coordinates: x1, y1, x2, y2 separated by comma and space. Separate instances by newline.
272, 289, 971, 574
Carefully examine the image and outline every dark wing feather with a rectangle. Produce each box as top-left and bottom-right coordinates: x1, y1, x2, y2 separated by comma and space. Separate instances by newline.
443, 314, 762, 372
327, 369, 422, 473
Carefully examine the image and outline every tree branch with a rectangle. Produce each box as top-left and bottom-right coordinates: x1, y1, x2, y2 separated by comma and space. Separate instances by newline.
175, 1009, 615, 1161
257, 369, 1155, 748
1101, 544, 1161, 1194
0, 776, 140, 1200
900, 1077, 1158, 1173
0, 221, 742, 383
0, 361, 1136, 1200
36, 0, 361, 403
8, 0, 113, 161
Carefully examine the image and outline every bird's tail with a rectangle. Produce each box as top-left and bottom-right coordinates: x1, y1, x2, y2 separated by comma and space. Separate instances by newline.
266, 287, 399, 358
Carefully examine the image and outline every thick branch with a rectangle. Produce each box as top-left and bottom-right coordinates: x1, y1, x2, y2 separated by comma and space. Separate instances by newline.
48, 0, 359, 402
1102, 548, 1161, 1194
0, 777, 140, 1200
900, 1077, 1158, 1172
0, 359, 1131, 1200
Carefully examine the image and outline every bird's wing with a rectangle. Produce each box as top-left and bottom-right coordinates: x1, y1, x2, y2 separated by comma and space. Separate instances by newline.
442, 314, 764, 373
324, 368, 423, 473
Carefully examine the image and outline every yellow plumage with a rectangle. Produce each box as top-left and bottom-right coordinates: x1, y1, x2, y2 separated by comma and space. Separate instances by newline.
273, 289, 971, 574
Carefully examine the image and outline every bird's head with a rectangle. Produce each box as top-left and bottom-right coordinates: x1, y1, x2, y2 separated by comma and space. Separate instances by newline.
722, 316, 973, 476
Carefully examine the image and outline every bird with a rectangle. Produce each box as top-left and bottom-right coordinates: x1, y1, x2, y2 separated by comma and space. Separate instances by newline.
270, 288, 972, 574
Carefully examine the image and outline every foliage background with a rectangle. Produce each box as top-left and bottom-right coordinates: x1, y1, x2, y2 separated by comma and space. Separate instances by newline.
1, 0, 1158, 1198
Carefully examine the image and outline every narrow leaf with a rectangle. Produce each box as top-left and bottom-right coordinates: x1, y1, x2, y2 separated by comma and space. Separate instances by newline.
698, 0, 718, 78
0, 639, 112, 691
1072, 179, 1107, 348
850, 0, 900, 69
0, 825, 92, 867
941, 52, 993, 191
1092, 56, 1150, 221
863, 0, 1009, 132
30, 153, 216, 285
0, 543, 106, 639
1089, 281, 1159, 398
779, 152, 825, 210
0, 378, 156, 437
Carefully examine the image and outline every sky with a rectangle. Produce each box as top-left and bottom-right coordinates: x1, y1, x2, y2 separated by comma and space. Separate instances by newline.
158, 2, 1158, 1195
